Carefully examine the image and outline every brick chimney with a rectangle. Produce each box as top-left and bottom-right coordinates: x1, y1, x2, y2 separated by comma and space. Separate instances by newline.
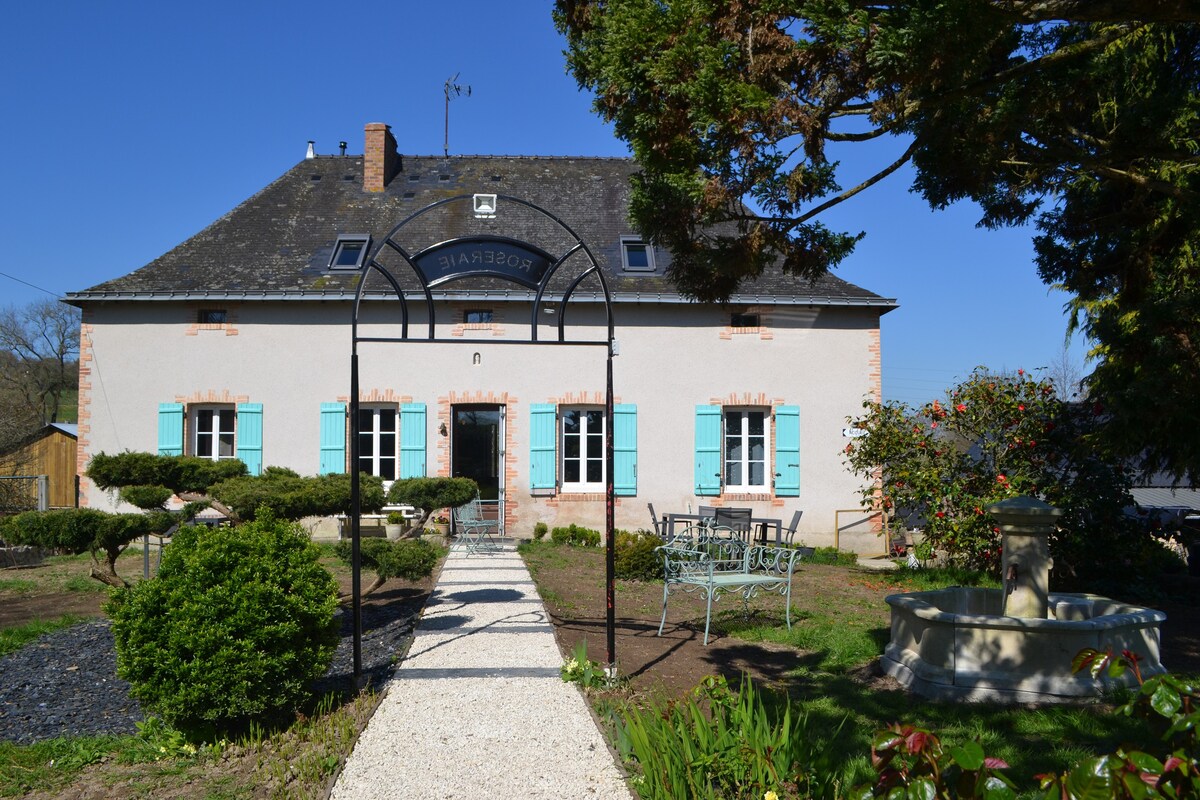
363, 122, 401, 192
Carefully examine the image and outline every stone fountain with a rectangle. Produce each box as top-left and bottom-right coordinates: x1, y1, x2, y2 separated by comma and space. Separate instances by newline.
881, 496, 1167, 703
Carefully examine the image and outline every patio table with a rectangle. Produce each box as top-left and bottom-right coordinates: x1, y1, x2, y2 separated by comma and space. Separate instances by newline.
665, 511, 784, 545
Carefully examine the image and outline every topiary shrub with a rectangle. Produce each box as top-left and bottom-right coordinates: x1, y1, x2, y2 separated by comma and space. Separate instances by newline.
3, 507, 158, 587
614, 530, 664, 580
106, 509, 339, 741
208, 468, 385, 521
387, 477, 477, 534
334, 537, 442, 598
550, 523, 601, 547
533, 521, 549, 541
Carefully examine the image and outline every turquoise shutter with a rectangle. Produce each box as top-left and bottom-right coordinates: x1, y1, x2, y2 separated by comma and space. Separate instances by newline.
236, 403, 263, 476
157, 403, 184, 456
694, 405, 721, 496
319, 402, 346, 474
399, 403, 426, 478
613, 404, 637, 496
529, 404, 557, 492
774, 405, 800, 497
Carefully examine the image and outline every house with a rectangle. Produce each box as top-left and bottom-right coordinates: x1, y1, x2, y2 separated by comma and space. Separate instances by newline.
64, 122, 896, 547
0, 423, 79, 512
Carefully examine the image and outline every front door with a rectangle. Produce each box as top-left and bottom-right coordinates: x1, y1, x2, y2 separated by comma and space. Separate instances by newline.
451, 405, 504, 531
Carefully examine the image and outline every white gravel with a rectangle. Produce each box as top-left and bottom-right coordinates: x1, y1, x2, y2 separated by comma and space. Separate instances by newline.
331, 545, 633, 800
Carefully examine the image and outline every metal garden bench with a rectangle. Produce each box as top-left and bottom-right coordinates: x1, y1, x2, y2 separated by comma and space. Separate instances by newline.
656, 526, 806, 644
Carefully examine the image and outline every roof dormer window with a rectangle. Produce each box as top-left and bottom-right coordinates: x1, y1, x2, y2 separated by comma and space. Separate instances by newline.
620, 236, 655, 272
328, 235, 371, 270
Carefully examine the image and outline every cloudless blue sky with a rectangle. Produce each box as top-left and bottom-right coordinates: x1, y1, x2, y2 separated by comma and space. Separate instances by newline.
0, 1, 1087, 408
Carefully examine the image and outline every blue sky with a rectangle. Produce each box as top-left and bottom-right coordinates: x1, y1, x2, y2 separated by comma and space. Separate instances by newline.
0, 1, 1087, 408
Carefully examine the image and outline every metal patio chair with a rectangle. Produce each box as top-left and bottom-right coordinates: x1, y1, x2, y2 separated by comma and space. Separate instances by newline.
780, 510, 804, 546
452, 496, 501, 555
714, 507, 752, 541
647, 502, 665, 538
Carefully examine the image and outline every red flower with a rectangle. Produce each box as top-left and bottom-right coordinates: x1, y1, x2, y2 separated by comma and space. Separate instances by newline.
1017, 368, 1024, 376
1018, 404, 1025, 411
935, 511, 945, 518
930, 421, 938, 429
997, 474, 1008, 483
956, 404, 967, 413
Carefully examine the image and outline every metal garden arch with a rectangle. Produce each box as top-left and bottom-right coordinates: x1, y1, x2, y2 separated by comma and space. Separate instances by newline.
347, 193, 619, 681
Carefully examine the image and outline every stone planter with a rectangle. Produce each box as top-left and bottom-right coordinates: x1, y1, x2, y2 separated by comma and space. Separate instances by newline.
384, 523, 405, 540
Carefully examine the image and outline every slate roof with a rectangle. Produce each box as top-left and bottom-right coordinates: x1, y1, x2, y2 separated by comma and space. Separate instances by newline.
66, 154, 896, 309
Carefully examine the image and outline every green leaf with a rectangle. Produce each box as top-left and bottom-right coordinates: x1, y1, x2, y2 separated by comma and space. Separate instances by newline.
1151, 682, 1183, 717
950, 741, 986, 771
1064, 756, 1118, 800
907, 776, 937, 800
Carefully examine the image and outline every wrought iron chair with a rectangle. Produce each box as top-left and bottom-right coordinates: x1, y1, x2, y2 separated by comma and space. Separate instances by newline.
452, 496, 501, 555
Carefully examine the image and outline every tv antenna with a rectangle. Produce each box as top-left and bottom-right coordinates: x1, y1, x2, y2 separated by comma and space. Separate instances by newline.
444, 73, 471, 157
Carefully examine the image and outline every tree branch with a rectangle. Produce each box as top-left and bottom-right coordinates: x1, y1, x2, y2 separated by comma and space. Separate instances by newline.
792, 137, 921, 224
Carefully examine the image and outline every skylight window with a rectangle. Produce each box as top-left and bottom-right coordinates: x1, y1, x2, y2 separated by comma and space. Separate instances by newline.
328, 235, 371, 270
620, 236, 655, 272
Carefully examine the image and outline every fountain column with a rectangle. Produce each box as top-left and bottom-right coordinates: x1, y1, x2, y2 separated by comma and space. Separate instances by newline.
986, 496, 1062, 618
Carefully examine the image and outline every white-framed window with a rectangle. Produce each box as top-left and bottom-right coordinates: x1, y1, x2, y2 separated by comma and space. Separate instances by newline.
192, 406, 236, 461
562, 408, 605, 491
620, 236, 655, 272
357, 406, 400, 480
724, 409, 769, 490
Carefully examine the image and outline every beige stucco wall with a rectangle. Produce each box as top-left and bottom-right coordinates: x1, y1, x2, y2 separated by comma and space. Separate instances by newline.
77, 299, 884, 550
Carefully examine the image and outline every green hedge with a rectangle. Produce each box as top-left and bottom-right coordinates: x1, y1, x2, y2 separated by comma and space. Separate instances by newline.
551, 523, 601, 547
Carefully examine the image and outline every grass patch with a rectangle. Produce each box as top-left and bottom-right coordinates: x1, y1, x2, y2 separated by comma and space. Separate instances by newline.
0, 735, 125, 797
0, 578, 37, 594
0, 615, 87, 657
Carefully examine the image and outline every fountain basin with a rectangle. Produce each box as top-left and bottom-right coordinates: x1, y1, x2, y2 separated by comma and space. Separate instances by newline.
882, 587, 1166, 703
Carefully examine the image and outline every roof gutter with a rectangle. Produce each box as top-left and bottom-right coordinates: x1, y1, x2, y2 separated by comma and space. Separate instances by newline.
63, 289, 898, 310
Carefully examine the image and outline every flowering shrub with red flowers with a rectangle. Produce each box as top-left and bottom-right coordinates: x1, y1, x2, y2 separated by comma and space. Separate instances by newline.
844, 369, 1162, 591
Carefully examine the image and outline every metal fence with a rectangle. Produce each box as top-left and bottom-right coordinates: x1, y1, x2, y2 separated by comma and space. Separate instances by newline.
0, 475, 49, 514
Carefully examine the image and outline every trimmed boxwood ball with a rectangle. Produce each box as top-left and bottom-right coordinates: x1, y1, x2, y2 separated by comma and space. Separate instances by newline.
106, 509, 339, 740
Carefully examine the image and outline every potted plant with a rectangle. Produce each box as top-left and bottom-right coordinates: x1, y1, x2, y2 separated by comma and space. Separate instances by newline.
384, 511, 407, 540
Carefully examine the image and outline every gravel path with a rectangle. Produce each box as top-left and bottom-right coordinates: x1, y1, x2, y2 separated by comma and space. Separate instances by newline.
331, 546, 632, 800
0, 598, 421, 745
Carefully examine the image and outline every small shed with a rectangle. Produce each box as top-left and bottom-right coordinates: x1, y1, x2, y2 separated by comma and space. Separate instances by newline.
0, 423, 79, 511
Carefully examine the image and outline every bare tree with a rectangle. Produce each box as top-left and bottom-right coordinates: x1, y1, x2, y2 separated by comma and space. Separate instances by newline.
1046, 342, 1088, 402
0, 300, 80, 433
